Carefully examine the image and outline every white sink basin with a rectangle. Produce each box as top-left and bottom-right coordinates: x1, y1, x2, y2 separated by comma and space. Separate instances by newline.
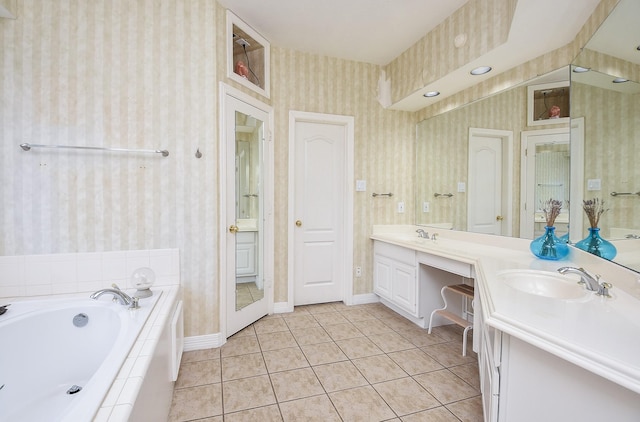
497, 270, 590, 300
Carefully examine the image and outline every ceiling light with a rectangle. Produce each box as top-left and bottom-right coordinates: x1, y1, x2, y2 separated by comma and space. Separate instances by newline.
470, 66, 492, 76
613, 77, 629, 83
573, 66, 590, 73
423, 91, 440, 98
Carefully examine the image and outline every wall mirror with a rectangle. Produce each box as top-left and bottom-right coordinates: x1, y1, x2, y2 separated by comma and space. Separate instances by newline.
415, 0, 640, 274
226, 10, 270, 98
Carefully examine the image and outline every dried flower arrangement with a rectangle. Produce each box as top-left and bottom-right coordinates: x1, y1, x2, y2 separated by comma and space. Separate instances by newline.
582, 198, 608, 228
541, 198, 563, 227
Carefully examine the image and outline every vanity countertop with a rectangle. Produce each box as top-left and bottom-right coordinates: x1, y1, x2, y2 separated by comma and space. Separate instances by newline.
371, 225, 640, 394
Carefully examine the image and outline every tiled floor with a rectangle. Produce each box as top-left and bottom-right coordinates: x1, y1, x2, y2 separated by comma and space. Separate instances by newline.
169, 302, 483, 422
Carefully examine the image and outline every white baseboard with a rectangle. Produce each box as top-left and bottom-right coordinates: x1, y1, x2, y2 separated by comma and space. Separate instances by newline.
351, 293, 380, 305
273, 301, 293, 314
184, 333, 225, 351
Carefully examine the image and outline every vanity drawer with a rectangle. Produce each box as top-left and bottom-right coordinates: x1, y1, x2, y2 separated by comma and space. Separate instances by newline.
417, 252, 472, 278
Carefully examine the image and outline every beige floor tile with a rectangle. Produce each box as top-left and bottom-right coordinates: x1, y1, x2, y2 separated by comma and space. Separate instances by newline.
270, 367, 325, 402
181, 348, 220, 363
352, 354, 408, 384
221, 335, 261, 357
290, 326, 332, 345
301, 341, 349, 366
322, 322, 365, 341
222, 375, 277, 413
382, 316, 419, 331
229, 324, 256, 339
339, 308, 377, 322
367, 331, 417, 353
254, 317, 289, 334
414, 369, 479, 404
430, 325, 466, 342
449, 362, 480, 390
302, 302, 340, 314
221, 352, 267, 381
329, 385, 396, 421
400, 406, 460, 422
396, 326, 447, 347
388, 348, 444, 375
422, 342, 477, 367
373, 377, 440, 416
169, 384, 222, 421
312, 311, 350, 326
445, 396, 484, 422
262, 346, 310, 373
312, 361, 369, 392
279, 394, 342, 422
175, 359, 221, 389
257, 330, 298, 351
223, 405, 283, 422
335, 336, 384, 359
352, 318, 394, 336
283, 314, 321, 330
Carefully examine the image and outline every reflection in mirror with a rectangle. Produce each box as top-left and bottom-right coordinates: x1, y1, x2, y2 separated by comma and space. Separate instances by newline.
235, 111, 264, 310
532, 143, 570, 237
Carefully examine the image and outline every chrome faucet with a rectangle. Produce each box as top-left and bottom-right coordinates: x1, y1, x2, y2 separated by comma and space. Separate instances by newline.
416, 229, 429, 238
557, 266, 612, 296
90, 288, 134, 306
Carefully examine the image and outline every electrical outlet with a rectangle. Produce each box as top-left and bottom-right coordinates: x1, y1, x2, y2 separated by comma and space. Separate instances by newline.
423, 201, 430, 213
355, 266, 362, 277
397, 201, 405, 213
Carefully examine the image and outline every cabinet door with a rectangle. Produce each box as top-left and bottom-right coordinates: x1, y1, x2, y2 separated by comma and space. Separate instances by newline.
236, 232, 257, 276
373, 255, 393, 300
391, 261, 417, 314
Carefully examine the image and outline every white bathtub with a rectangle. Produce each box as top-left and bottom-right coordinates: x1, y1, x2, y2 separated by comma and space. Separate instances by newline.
0, 293, 160, 422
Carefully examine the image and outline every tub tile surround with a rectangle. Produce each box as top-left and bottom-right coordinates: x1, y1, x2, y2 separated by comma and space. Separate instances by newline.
371, 225, 640, 395
0, 249, 182, 422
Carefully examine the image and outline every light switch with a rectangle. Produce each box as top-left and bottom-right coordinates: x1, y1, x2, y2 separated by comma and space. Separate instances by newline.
457, 182, 466, 192
423, 201, 430, 213
587, 179, 601, 191
397, 202, 405, 213
356, 180, 366, 192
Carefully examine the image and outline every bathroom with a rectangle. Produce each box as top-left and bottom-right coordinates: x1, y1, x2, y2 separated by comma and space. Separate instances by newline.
1, 0, 640, 420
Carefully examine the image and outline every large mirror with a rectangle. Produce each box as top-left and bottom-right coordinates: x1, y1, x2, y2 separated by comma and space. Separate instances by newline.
415, 0, 640, 273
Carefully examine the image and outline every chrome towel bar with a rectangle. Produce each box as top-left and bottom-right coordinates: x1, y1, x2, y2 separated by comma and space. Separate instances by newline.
434, 193, 453, 198
372, 192, 393, 197
20, 143, 169, 157
610, 191, 640, 197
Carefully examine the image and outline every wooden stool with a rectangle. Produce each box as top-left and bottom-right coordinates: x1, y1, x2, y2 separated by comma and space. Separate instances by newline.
428, 284, 474, 356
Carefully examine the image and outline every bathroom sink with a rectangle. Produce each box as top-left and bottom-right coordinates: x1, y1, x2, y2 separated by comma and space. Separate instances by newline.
496, 270, 590, 300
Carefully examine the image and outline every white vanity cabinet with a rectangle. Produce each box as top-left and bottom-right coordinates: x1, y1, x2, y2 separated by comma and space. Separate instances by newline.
373, 241, 417, 316
236, 231, 257, 277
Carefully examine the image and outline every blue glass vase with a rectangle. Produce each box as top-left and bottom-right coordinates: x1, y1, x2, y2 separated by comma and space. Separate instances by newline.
575, 227, 617, 260
530, 226, 569, 260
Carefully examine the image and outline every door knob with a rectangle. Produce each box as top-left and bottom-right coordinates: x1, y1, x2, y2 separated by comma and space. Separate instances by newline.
295, 220, 302, 227
496, 215, 504, 221
229, 225, 239, 233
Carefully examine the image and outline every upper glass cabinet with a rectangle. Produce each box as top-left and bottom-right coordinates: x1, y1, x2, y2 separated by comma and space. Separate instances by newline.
226, 10, 270, 98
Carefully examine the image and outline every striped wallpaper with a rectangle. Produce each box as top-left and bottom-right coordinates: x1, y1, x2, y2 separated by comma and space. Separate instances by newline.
0, 0, 620, 338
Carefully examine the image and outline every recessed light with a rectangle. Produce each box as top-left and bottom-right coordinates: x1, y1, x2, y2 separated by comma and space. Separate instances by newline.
613, 77, 629, 83
423, 91, 440, 98
573, 66, 590, 73
470, 66, 492, 75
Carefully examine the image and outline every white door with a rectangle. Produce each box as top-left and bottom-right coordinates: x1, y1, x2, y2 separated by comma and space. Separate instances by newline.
221, 85, 273, 337
289, 112, 354, 306
468, 132, 503, 234
520, 129, 570, 239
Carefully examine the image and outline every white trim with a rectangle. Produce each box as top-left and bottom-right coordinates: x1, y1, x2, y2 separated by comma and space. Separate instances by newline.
288, 111, 355, 308
184, 333, 225, 351
351, 293, 380, 305
219, 82, 274, 340
527, 81, 570, 127
273, 301, 294, 314
570, 117, 585, 242
226, 10, 270, 99
467, 128, 514, 237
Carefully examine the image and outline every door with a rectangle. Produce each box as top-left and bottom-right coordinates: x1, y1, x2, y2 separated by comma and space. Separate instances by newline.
468, 128, 513, 235
222, 85, 273, 337
520, 129, 570, 239
289, 112, 354, 306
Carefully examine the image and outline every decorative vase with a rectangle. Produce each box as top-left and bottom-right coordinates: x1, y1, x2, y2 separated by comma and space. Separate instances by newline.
575, 227, 617, 260
529, 226, 569, 260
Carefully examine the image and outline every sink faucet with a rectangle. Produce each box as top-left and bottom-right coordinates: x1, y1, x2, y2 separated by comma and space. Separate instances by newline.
557, 267, 606, 293
90, 288, 134, 306
416, 229, 429, 238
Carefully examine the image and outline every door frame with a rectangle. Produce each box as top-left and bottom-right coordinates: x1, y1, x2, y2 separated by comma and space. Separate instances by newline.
219, 82, 274, 340
287, 111, 355, 311
467, 128, 514, 236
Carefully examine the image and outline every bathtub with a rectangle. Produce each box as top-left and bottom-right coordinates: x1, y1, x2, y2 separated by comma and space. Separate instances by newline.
0, 293, 160, 422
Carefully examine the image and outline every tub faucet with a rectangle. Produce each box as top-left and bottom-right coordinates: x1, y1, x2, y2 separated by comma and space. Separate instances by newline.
416, 229, 429, 238
90, 288, 133, 306
557, 267, 602, 292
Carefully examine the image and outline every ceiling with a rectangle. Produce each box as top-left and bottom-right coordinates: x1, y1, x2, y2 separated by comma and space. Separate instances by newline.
218, 0, 604, 110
